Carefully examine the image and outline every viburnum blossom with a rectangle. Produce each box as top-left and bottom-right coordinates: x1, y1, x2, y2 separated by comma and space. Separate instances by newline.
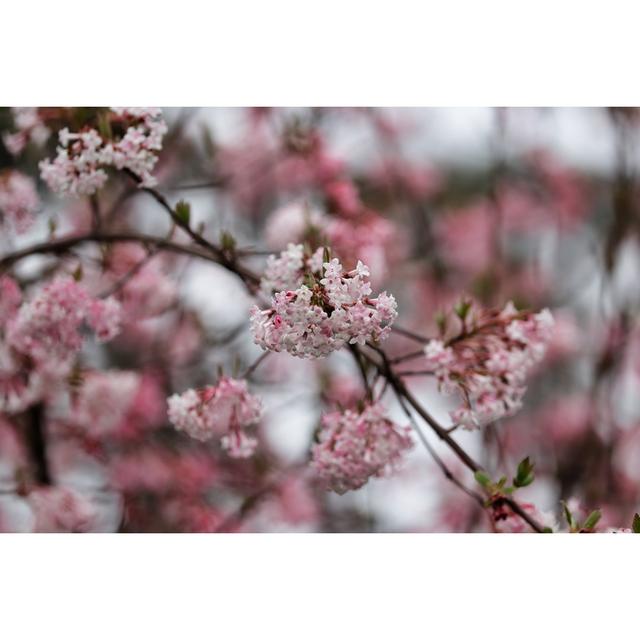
87, 297, 123, 342
2, 107, 50, 156
250, 244, 397, 358
0, 276, 22, 325
422, 301, 554, 428
0, 170, 40, 233
39, 107, 167, 196
28, 486, 96, 533
310, 403, 413, 494
6, 277, 122, 364
167, 377, 263, 458
69, 370, 141, 437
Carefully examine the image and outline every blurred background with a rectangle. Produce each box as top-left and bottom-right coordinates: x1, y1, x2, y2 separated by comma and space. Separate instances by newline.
1, 107, 640, 532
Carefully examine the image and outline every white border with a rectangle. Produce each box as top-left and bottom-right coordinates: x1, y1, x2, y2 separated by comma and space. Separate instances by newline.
0, 534, 638, 638
3, 1, 640, 105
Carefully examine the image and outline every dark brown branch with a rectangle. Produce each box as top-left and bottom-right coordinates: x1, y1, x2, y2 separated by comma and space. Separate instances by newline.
390, 325, 432, 343
348, 343, 373, 402
0, 231, 259, 287
25, 403, 51, 486
393, 389, 484, 507
124, 168, 260, 288
358, 343, 545, 533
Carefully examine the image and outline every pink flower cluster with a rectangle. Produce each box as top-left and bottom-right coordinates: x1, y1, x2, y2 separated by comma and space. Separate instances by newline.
311, 403, 413, 494
28, 486, 96, 533
265, 200, 398, 284
423, 302, 554, 428
69, 370, 142, 437
250, 244, 397, 358
5, 277, 122, 365
0, 170, 40, 233
167, 377, 263, 458
2, 107, 50, 156
1, 276, 122, 414
39, 107, 167, 196
0, 275, 22, 325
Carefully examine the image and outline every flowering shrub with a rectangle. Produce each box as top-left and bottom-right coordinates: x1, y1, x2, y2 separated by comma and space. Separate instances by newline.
1, 106, 639, 533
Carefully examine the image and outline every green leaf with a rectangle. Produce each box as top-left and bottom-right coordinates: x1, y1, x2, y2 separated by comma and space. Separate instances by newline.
72, 264, 83, 282
435, 311, 447, 336
514, 457, 535, 488
474, 470, 491, 488
454, 299, 472, 320
514, 474, 534, 488
516, 456, 533, 479
582, 510, 602, 531
175, 200, 191, 226
562, 501, 576, 530
322, 246, 332, 265
632, 513, 640, 534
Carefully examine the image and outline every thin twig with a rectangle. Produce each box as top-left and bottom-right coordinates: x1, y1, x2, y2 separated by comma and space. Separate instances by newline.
394, 390, 484, 506
242, 352, 270, 379
391, 324, 432, 343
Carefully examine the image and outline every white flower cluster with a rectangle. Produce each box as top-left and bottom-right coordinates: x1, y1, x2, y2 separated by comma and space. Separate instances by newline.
250, 244, 397, 359
39, 107, 167, 196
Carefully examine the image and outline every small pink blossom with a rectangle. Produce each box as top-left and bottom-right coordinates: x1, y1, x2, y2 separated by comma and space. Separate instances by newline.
311, 403, 413, 494
6, 277, 122, 363
0, 276, 22, 325
28, 486, 97, 533
0, 170, 40, 233
423, 301, 554, 428
70, 370, 141, 437
167, 377, 263, 458
87, 297, 123, 342
2, 107, 50, 156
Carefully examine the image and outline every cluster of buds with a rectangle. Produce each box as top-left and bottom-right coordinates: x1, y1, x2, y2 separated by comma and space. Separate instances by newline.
423, 300, 554, 428
250, 244, 397, 359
